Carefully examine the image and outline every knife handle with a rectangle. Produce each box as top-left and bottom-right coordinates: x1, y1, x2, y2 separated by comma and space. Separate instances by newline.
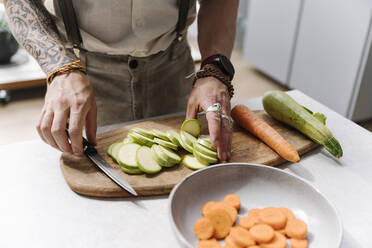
65, 125, 97, 155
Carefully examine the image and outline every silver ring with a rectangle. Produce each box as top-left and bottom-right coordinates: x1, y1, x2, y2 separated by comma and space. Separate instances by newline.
220, 114, 233, 125
205, 103, 222, 115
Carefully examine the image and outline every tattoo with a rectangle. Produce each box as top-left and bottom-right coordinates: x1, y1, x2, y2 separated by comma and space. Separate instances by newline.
5, 0, 78, 74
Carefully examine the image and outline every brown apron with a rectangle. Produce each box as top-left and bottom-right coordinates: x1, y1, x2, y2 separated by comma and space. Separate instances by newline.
55, 0, 194, 126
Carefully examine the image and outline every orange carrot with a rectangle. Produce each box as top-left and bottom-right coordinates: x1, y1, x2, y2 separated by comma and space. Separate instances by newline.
249, 224, 275, 244
197, 238, 222, 248
224, 235, 243, 248
231, 105, 300, 163
258, 207, 287, 230
205, 208, 233, 239
194, 217, 215, 240
290, 238, 308, 248
202, 201, 216, 217
212, 202, 238, 223
239, 216, 256, 230
285, 219, 308, 239
224, 194, 241, 210
229, 226, 256, 247
260, 232, 287, 248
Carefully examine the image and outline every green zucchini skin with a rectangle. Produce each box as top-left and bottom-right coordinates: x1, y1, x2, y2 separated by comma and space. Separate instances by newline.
262, 91, 343, 158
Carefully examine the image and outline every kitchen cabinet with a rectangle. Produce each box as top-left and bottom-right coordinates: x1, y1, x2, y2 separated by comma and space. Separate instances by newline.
243, 0, 303, 84
243, 0, 372, 121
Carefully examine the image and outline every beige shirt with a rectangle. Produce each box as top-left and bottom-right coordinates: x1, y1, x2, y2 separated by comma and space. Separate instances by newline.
45, 0, 196, 57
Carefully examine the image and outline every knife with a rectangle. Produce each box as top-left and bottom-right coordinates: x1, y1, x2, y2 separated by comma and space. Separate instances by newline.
65, 127, 138, 196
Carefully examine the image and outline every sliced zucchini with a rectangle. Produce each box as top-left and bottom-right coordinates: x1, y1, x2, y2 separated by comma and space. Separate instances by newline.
181, 119, 201, 137
194, 149, 218, 164
180, 130, 197, 147
120, 164, 144, 175
154, 137, 178, 150
151, 129, 170, 141
128, 132, 155, 147
193, 142, 218, 158
157, 145, 181, 165
111, 142, 124, 162
131, 127, 154, 139
197, 136, 216, 151
136, 146, 162, 174
117, 143, 141, 168
179, 132, 194, 153
122, 136, 135, 144
166, 130, 181, 146
107, 142, 120, 157
151, 145, 171, 167
183, 154, 209, 170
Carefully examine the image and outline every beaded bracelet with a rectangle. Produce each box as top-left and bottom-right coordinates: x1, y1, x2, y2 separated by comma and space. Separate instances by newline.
193, 64, 235, 98
46, 60, 87, 85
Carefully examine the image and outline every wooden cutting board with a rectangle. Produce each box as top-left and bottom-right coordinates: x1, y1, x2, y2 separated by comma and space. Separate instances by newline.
60, 111, 319, 197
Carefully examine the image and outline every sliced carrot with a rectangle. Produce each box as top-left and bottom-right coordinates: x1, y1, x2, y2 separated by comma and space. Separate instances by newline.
278, 207, 295, 221
285, 219, 308, 239
249, 224, 275, 244
194, 217, 215, 240
205, 208, 233, 239
248, 208, 261, 222
229, 226, 256, 247
239, 216, 256, 230
277, 228, 286, 236
224, 235, 243, 248
231, 104, 300, 163
258, 207, 287, 230
247, 246, 261, 248
224, 194, 241, 210
260, 232, 287, 248
198, 238, 222, 248
213, 202, 238, 223
291, 238, 308, 248
202, 201, 217, 217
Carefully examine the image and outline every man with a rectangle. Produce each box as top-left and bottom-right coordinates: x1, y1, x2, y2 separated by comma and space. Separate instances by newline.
4, 0, 238, 161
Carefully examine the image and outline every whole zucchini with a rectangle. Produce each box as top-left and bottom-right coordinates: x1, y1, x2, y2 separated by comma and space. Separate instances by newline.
262, 91, 343, 158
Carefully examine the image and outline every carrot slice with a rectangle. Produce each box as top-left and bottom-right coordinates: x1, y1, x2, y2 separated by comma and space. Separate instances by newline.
224, 235, 243, 248
213, 202, 238, 223
231, 104, 300, 163
205, 208, 233, 239
291, 238, 308, 248
277, 229, 286, 236
248, 208, 261, 222
260, 232, 287, 248
285, 219, 308, 239
258, 207, 287, 230
249, 224, 275, 244
224, 194, 241, 210
248, 246, 261, 248
278, 207, 295, 221
229, 226, 256, 247
202, 201, 216, 216
198, 238, 222, 248
239, 216, 256, 230
194, 217, 215, 240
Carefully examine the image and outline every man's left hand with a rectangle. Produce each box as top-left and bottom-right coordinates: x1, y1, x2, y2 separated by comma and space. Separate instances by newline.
186, 77, 232, 162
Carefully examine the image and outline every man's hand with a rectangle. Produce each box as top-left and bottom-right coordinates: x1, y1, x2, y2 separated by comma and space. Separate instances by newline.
37, 71, 97, 156
186, 77, 232, 162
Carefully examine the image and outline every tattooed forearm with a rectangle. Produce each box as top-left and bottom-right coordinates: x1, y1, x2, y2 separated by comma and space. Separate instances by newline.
5, 0, 78, 74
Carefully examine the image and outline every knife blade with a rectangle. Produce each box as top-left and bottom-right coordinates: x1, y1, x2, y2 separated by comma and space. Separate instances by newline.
65, 128, 138, 196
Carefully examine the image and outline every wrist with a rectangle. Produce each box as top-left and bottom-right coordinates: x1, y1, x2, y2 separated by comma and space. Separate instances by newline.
47, 60, 86, 85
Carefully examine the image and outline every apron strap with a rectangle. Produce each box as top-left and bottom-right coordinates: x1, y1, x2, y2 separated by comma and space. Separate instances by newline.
176, 0, 191, 41
56, 0, 83, 49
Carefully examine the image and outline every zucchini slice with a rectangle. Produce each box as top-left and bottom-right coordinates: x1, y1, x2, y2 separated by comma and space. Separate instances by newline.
183, 154, 209, 170
117, 143, 141, 169
193, 149, 218, 164
151, 129, 170, 141
131, 127, 154, 139
181, 119, 201, 137
154, 137, 178, 150
193, 142, 218, 158
166, 130, 181, 147
136, 146, 162, 174
128, 132, 155, 147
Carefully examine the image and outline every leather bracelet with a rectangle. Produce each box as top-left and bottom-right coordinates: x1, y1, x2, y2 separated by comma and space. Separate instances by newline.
46, 60, 87, 85
193, 64, 234, 98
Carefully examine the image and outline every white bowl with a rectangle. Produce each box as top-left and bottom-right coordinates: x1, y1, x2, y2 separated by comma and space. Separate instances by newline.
169, 163, 342, 248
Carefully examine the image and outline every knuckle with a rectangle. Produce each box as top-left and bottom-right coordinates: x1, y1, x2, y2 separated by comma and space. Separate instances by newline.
51, 126, 63, 136
40, 123, 51, 133
69, 127, 80, 136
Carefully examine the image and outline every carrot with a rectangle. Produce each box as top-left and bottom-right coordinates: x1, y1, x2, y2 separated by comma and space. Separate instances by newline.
277, 229, 286, 236
290, 238, 308, 248
285, 219, 308, 239
194, 217, 215, 240
231, 104, 300, 163
258, 207, 287, 230
278, 207, 295, 221
248, 208, 261, 222
260, 232, 287, 248
248, 246, 261, 248
197, 238, 222, 248
229, 226, 256, 247
202, 201, 216, 216
224, 194, 241, 210
249, 224, 275, 244
239, 216, 256, 230
213, 202, 238, 223
224, 235, 243, 248
205, 208, 234, 239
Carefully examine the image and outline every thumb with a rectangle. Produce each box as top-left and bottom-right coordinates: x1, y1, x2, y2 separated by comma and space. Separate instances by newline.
85, 102, 97, 146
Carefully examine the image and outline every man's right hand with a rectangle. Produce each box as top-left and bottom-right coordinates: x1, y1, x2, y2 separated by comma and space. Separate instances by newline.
37, 71, 97, 156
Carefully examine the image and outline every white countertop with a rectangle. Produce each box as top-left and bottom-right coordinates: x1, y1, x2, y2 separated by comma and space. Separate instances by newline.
0, 90, 371, 248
